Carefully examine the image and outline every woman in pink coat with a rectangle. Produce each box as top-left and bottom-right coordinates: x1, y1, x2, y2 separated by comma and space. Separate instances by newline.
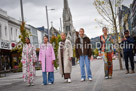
39, 36, 55, 85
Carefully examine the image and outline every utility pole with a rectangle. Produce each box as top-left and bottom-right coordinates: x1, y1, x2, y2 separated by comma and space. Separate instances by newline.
20, 0, 24, 22
60, 18, 63, 32
45, 6, 50, 41
45, 6, 55, 41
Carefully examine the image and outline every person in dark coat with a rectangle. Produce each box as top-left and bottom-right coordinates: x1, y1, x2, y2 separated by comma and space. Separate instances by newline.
121, 30, 135, 74
75, 28, 92, 82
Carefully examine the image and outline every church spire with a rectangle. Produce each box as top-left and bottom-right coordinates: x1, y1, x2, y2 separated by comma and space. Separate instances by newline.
64, 0, 69, 9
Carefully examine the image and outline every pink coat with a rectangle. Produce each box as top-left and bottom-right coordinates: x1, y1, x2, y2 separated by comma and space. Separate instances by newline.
39, 43, 55, 72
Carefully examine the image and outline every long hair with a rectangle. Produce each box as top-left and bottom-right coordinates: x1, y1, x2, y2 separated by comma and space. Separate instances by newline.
25, 37, 31, 44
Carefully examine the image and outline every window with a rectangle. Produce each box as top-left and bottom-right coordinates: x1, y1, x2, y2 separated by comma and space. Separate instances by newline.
16, 29, 17, 35
66, 26, 70, 32
11, 28, 13, 35
5, 26, 7, 36
33, 29, 37, 35
15, 29, 17, 39
11, 28, 13, 40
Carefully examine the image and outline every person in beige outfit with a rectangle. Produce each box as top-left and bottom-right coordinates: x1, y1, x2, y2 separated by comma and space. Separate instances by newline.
58, 33, 73, 83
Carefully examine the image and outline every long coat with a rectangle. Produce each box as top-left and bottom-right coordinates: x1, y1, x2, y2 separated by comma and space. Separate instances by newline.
21, 44, 37, 83
39, 43, 55, 72
58, 39, 73, 76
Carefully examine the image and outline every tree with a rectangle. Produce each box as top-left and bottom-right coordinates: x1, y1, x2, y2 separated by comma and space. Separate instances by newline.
50, 35, 61, 70
94, 0, 123, 70
12, 22, 31, 64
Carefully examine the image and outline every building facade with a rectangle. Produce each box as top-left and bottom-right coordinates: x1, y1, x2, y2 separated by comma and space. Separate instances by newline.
0, 8, 42, 71
131, 0, 136, 37
28, 25, 39, 48
118, 0, 136, 38
118, 5, 131, 37
0, 8, 24, 71
118, 0, 136, 37
50, 26, 60, 37
37, 26, 48, 44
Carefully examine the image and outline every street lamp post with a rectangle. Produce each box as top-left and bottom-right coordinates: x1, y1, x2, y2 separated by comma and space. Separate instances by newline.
45, 6, 50, 40
60, 18, 63, 32
45, 6, 55, 41
20, 0, 24, 22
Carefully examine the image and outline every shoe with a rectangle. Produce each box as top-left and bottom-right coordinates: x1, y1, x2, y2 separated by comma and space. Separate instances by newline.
80, 78, 85, 82
42, 83, 47, 85
109, 76, 112, 79
27, 83, 31, 86
88, 78, 93, 81
130, 70, 135, 74
48, 83, 53, 85
31, 83, 34, 86
64, 79, 68, 83
105, 76, 109, 79
126, 70, 129, 74
68, 79, 71, 83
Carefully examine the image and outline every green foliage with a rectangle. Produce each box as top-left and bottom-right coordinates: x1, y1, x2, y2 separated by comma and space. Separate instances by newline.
19, 22, 31, 44
50, 35, 61, 70
35, 67, 41, 70
12, 22, 30, 55
17, 62, 22, 72
12, 22, 31, 50
18, 62, 22, 69
12, 22, 31, 70
93, 48, 99, 57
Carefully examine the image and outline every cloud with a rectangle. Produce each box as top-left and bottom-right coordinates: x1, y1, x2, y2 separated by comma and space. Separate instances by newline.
0, 0, 133, 38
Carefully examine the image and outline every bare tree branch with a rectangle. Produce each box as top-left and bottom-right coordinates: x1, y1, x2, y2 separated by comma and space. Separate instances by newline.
96, 7, 113, 25
98, 2, 114, 23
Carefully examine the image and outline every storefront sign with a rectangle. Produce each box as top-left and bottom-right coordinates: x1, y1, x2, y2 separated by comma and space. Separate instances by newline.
0, 40, 11, 50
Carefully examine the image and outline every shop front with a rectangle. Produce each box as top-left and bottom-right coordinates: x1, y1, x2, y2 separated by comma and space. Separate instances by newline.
0, 40, 12, 71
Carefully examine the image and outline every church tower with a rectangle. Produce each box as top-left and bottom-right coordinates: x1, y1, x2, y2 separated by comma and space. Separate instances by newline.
63, 0, 76, 43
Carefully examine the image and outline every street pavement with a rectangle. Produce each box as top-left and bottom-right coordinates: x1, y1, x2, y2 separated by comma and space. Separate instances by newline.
0, 59, 136, 91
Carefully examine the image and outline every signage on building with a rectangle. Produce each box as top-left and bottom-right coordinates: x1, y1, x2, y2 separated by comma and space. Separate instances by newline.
0, 40, 11, 50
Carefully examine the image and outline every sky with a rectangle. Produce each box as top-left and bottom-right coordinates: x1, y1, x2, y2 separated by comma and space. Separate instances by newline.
0, 0, 133, 38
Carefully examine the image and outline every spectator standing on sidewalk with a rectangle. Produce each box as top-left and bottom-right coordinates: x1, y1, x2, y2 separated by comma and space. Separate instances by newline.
121, 30, 135, 74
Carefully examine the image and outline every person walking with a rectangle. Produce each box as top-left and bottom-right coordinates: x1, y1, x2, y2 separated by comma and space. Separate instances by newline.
39, 36, 56, 85
75, 28, 92, 82
58, 33, 73, 83
21, 37, 37, 86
